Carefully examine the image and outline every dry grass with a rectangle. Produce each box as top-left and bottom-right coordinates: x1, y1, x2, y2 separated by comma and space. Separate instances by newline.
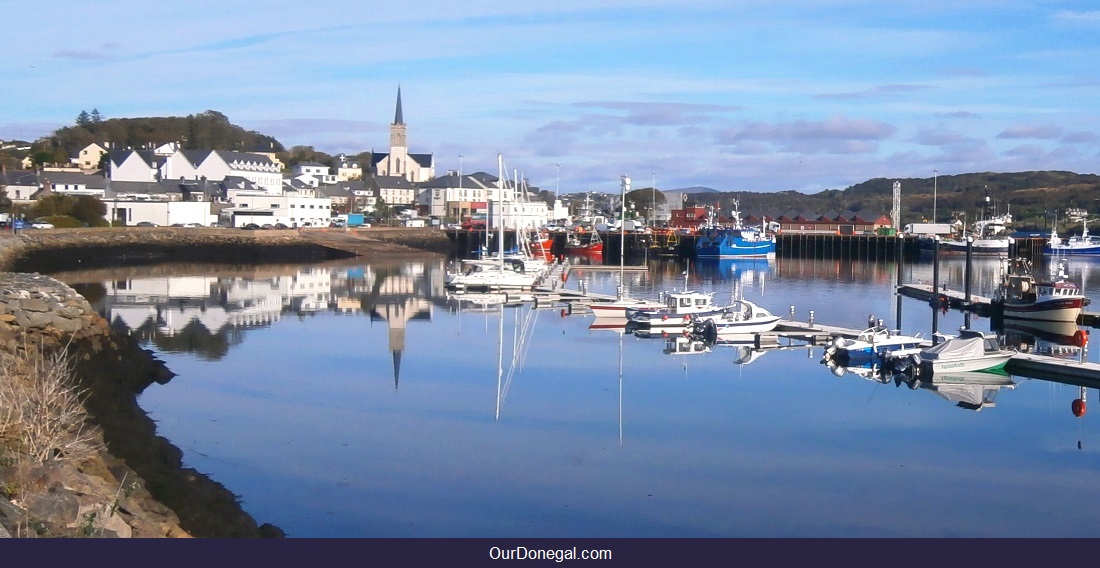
0, 348, 103, 466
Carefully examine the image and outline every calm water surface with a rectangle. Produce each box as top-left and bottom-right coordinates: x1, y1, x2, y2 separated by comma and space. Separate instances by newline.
54, 254, 1100, 537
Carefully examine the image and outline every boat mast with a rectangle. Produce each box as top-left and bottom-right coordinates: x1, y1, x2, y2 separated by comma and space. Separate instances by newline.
497, 153, 505, 268
619, 174, 630, 300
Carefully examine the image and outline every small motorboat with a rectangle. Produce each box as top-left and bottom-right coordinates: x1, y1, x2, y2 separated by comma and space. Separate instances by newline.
824, 325, 927, 365
690, 299, 781, 335
907, 329, 1017, 375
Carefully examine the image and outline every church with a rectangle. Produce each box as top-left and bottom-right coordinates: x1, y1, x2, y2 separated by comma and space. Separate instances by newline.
372, 87, 435, 183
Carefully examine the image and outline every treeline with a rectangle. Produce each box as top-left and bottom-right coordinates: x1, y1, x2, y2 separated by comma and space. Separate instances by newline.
27, 110, 285, 167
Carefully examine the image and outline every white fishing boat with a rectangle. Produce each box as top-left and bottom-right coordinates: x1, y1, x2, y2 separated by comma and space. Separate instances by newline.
938, 213, 1013, 254
1044, 216, 1100, 256
626, 289, 724, 329
995, 257, 1088, 323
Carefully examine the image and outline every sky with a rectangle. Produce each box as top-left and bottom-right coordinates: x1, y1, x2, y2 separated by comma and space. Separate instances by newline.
3, 1, 1100, 195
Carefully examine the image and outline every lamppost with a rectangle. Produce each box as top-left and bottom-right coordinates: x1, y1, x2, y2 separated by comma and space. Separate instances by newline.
458, 154, 463, 220
933, 169, 938, 224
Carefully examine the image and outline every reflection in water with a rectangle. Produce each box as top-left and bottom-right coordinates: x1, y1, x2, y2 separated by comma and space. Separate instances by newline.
58, 260, 449, 373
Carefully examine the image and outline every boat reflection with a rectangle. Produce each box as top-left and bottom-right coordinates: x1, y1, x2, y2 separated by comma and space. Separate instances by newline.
898, 370, 1018, 411
825, 357, 1019, 411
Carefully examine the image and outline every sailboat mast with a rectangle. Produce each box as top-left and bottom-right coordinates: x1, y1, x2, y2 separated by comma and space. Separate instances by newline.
619, 175, 630, 299
497, 154, 505, 266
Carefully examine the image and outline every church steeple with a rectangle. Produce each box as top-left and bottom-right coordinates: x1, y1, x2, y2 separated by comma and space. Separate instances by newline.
389, 86, 407, 151
393, 86, 404, 125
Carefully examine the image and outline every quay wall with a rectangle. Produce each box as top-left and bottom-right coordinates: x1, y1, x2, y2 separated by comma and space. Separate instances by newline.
445, 229, 1048, 263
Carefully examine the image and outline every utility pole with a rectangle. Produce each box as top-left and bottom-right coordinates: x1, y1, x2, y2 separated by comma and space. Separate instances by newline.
933, 169, 938, 223
892, 180, 901, 231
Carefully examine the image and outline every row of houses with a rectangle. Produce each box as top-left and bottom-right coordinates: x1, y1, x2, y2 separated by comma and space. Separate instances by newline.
0, 158, 568, 229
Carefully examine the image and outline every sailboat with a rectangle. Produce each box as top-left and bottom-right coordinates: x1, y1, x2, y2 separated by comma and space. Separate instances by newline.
445, 155, 541, 292
588, 175, 665, 319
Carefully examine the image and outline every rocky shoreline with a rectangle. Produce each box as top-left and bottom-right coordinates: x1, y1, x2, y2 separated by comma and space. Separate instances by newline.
0, 227, 453, 538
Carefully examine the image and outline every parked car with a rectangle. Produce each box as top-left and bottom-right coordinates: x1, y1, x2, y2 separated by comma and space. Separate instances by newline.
241, 223, 261, 230
30, 220, 54, 229
273, 223, 289, 229
135, 221, 158, 227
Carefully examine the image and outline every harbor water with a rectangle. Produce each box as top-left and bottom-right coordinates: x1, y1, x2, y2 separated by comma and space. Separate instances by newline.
53, 253, 1100, 537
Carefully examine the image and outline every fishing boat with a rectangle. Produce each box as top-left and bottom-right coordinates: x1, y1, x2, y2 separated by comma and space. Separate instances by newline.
693, 200, 776, 259
626, 289, 725, 329
1044, 217, 1100, 256
649, 228, 681, 257
823, 325, 928, 365
995, 257, 1088, 322
906, 329, 1016, 375
564, 227, 603, 255
937, 213, 1013, 254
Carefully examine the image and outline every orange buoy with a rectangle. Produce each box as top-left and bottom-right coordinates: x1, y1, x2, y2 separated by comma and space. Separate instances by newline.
1074, 330, 1088, 347
661, 330, 669, 337
662, 315, 669, 321
560, 309, 567, 318
1073, 399, 1087, 417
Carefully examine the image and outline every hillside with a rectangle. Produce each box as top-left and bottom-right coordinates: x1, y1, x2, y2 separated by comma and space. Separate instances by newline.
678, 171, 1100, 232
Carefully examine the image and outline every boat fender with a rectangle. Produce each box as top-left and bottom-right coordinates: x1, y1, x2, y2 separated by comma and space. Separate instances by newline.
1074, 330, 1088, 348
1073, 399, 1087, 417
662, 315, 669, 321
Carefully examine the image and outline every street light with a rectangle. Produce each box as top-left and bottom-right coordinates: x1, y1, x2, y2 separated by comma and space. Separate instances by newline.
933, 169, 938, 224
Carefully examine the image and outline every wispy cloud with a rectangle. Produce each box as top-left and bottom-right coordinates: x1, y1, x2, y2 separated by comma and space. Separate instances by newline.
996, 125, 1064, 140
54, 42, 120, 61
815, 84, 929, 100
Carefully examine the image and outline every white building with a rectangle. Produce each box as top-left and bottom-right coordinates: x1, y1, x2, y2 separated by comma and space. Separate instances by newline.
110, 148, 284, 193
102, 199, 216, 227
225, 192, 332, 228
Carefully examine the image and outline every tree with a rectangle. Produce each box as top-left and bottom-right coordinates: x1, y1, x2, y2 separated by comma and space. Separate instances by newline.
76, 110, 92, 128
374, 198, 394, 225
90, 108, 103, 124
70, 195, 107, 225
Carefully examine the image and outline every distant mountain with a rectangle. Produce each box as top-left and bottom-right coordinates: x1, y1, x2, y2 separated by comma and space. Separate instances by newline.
674, 186, 719, 193
679, 171, 1100, 232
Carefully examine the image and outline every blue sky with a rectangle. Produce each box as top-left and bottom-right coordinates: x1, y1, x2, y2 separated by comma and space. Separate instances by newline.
3, 1, 1099, 195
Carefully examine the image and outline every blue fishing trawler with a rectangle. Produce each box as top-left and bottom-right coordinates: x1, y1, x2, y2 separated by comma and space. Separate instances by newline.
694, 201, 777, 259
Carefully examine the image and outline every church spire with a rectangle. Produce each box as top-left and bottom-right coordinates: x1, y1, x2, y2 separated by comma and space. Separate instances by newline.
394, 86, 404, 125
